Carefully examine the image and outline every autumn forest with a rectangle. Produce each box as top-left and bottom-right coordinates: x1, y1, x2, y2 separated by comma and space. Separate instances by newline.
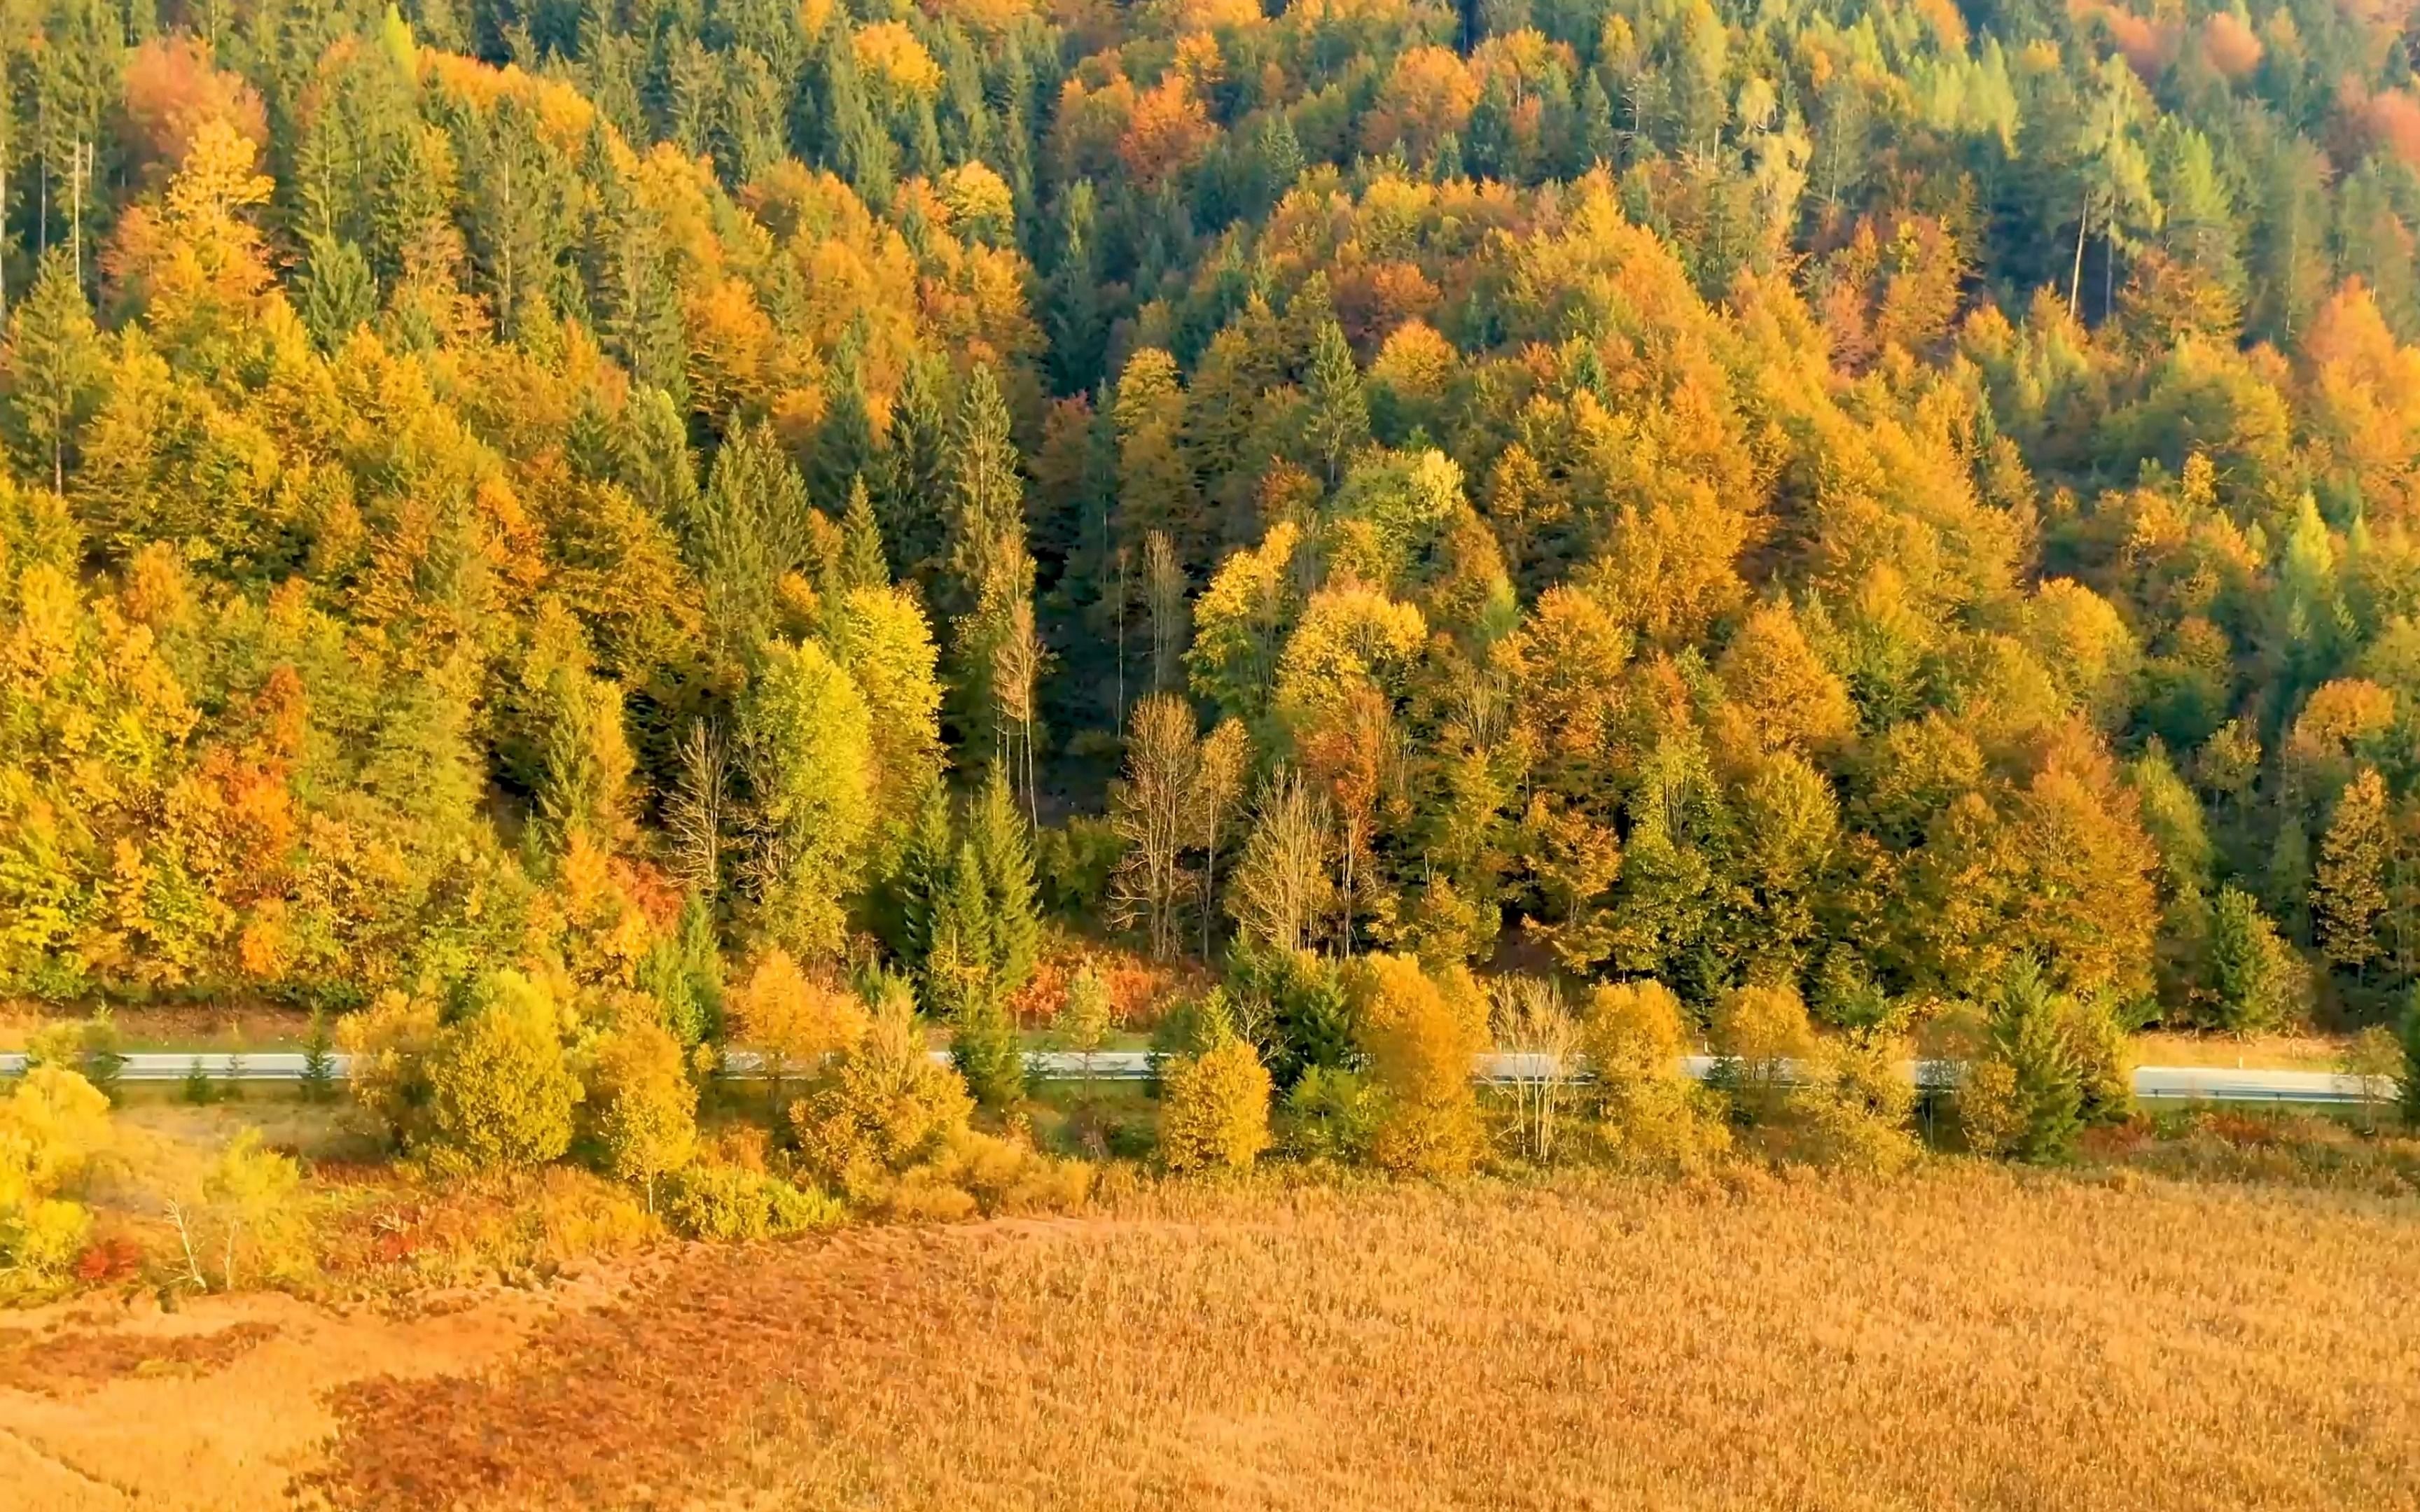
7, 0, 2420, 1158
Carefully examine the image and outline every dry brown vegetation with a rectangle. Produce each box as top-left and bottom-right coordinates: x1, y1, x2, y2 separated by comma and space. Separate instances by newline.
293, 1166, 2420, 1512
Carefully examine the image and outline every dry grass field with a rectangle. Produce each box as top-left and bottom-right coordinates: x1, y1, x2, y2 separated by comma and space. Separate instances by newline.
280, 1166, 2420, 1512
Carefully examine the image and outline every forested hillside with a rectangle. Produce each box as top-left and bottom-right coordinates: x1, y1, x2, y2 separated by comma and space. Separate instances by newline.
4, 0, 2420, 1048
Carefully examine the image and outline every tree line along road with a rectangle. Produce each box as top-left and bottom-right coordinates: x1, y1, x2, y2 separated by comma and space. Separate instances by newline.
0, 1051, 2390, 1106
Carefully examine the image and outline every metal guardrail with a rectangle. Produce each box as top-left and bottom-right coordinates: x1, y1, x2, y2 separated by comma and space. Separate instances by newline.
0, 1049, 2395, 1105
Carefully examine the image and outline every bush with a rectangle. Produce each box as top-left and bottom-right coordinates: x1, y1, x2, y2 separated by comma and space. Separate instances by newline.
788, 983, 976, 1196
1283, 1068, 1382, 1163
0, 1065, 111, 1289
339, 990, 442, 1149
424, 972, 583, 1175
659, 1163, 841, 1241
26, 1014, 125, 1105
3, 1198, 91, 1282
1709, 982, 1814, 1126
587, 1020, 698, 1200
1348, 954, 1488, 1178
1035, 813, 1122, 918
1580, 981, 1730, 1172
1158, 1032, 1273, 1172
1785, 1033, 1919, 1173
882, 1128, 1095, 1221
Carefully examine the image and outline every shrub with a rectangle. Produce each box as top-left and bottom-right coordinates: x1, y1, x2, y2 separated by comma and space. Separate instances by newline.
26, 1014, 125, 1105
1786, 1032, 1920, 1173
172, 1129, 309, 1293
1159, 1032, 1273, 1172
659, 1164, 841, 1241
339, 990, 442, 1149
1709, 982, 1814, 1125
884, 1128, 1095, 1220
1580, 981, 1730, 1172
1348, 954, 1488, 1178
4, 1198, 91, 1282
728, 946, 870, 1098
587, 1021, 698, 1202
0, 1066, 111, 1289
788, 983, 975, 1196
424, 972, 582, 1175
1283, 1067, 1382, 1163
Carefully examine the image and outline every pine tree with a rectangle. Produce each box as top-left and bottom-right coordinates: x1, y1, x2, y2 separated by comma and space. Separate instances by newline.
943, 365, 1027, 621
2315, 769, 2389, 980
301, 1011, 338, 1104
1303, 319, 1369, 486
812, 358, 880, 514
898, 786, 957, 972
1046, 181, 1108, 395
298, 234, 378, 351
840, 475, 889, 590
3, 249, 104, 493
1966, 958, 2085, 1163
2206, 886, 2293, 1033
1577, 69, 1618, 167
972, 770, 1041, 997
878, 356, 952, 582
934, 839, 1022, 1106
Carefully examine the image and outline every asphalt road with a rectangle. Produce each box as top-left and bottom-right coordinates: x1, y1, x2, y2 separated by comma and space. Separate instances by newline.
0, 1049, 2393, 1105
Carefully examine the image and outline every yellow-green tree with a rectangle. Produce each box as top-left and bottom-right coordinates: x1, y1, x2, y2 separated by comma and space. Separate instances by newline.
588, 1019, 699, 1203
1159, 1030, 1273, 1172
424, 972, 583, 1175
1348, 953, 1488, 1177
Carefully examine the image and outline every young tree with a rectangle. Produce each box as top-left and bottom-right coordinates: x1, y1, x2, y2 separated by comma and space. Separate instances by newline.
2314, 769, 2389, 981
1304, 319, 1370, 486
1349, 953, 1488, 1178
2, 251, 103, 493
1709, 982, 1815, 1126
1053, 958, 1115, 1118
1581, 979, 1731, 1170
1159, 1026, 1273, 1173
728, 947, 871, 1104
1228, 766, 1336, 955
738, 639, 875, 958
971, 770, 1042, 999
424, 973, 582, 1175
587, 1020, 697, 1208
1112, 692, 1198, 958
931, 841, 1022, 1108
2206, 886, 2299, 1033
1960, 959, 2084, 1163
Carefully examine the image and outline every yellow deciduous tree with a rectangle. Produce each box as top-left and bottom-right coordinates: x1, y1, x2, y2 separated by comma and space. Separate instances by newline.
1349, 953, 1488, 1177
1158, 1030, 1272, 1172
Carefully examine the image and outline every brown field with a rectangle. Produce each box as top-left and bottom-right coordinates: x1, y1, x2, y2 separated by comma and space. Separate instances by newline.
2130, 1030, 2358, 1073
11, 1164, 2409, 1511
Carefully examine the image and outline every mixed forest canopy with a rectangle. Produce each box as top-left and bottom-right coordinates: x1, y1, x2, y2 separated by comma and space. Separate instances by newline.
4, 0, 2420, 1054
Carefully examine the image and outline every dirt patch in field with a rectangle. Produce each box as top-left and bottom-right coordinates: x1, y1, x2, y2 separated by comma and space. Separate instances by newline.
0, 1320, 281, 1396
0, 1266, 642, 1512
307, 1226, 993, 1511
